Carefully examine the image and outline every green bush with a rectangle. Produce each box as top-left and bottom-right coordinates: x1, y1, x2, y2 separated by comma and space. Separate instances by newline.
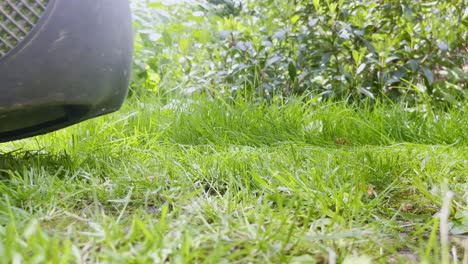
131, 0, 467, 105
131, 0, 218, 97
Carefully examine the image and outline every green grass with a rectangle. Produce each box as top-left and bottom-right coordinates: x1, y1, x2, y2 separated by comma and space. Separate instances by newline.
0, 96, 467, 263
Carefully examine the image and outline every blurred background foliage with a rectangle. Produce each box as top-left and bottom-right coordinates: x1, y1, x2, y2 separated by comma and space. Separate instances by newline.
130, 0, 467, 107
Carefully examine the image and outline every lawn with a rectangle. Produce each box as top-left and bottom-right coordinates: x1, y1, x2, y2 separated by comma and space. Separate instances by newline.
0, 96, 467, 263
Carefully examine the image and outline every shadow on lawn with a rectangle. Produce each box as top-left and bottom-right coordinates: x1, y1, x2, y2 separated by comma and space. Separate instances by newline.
0, 150, 76, 180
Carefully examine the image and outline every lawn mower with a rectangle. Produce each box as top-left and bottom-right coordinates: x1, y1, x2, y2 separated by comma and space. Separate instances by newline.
0, 0, 133, 142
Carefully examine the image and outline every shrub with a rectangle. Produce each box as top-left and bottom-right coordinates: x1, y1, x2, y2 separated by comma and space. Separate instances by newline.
131, 0, 467, 105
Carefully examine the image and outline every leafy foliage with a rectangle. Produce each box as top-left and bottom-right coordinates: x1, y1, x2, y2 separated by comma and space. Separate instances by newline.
131, 0, 467, 105
204, 0, 241, 16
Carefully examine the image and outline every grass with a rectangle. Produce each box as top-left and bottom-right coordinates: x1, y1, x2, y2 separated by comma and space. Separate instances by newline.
0, 96, 467, 263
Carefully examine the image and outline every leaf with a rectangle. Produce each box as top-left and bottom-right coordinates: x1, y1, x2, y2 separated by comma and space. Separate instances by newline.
353, 29, 364, 37
422, 67, 434, 85
408, 59, 419, 72
262, 40, 272, 47
266, 56, 282, 67
179, 37, 190, 54
288, 61, 297, 81
274, 30, 287, 41
450, 223, 468, 235
148, 33, 162, 41
358, 87, 375, 99
309, 18, 319, 27
402, 4, 412, 18
339, 29, 351, 40
385, 56, 400, 64
437, 41, 449, 51
312, 0, 320, 10
236, 41, 247, 51
361, 39, 376, 55
291, 15, 300, 25
320, 53, 331, 68
148, 2, 164, 9
219, 30, 229, 39
450, 212, 468, 235
356, 63, 366, 74
385, 67, 407, 85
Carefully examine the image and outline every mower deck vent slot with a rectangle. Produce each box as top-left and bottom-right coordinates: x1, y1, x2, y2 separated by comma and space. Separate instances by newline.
0, 0, 49, 58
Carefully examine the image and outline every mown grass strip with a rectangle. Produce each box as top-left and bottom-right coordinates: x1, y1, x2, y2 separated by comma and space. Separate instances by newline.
0, 97, 466, 262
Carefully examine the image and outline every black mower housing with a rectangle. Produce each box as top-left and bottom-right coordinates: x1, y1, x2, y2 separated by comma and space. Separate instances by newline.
0, 0, 133, 142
